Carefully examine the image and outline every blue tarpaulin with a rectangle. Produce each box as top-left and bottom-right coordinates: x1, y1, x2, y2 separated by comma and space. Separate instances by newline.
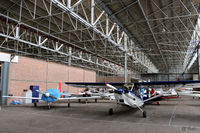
41, 89, 61, 102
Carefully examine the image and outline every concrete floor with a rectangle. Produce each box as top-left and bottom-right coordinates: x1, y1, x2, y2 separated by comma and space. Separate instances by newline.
0, 97, 200, 133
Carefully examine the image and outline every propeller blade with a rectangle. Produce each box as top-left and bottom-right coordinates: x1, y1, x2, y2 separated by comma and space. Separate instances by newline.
36, 90, 45, 95
37, 90, 57, 99
49, 95, 58, 99
105, 83, 118, 90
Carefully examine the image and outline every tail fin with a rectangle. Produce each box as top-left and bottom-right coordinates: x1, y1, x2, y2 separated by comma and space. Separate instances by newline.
58, 82, 62, 92
58, 82, 63, 98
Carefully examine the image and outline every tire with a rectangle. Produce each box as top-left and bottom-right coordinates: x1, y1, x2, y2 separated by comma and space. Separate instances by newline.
68, 103, 70, 107
34, 102, 37, 107
143, 111, 147, 118
109, 108, 113, 115
95, 99, 97, 103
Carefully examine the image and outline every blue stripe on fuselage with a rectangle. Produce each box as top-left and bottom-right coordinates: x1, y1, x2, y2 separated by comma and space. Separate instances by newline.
116, 88, 141, 99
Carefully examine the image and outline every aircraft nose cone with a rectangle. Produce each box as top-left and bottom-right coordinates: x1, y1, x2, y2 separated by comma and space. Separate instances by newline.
45, 93, 50, 97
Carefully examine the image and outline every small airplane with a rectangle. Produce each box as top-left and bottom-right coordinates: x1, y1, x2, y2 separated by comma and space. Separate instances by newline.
174, 84, 200, 98
150, 88, 179, 100
3, 88, 102, 109
153, 83, 200, 99
136, 80, 200, 101
65, 80, 200, 117
79, 87, 115, 100
65, 82, 163, 117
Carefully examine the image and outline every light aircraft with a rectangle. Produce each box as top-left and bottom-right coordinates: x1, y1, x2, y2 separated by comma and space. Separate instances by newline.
79, 87, 115, 100
3, 88, 102, 109
152, 83, 200, 99
174, 84, 200, 98
66, 80, 200, 117
136, 80, 200, 101
3, 80, 200, 118
65, 82, 163, 117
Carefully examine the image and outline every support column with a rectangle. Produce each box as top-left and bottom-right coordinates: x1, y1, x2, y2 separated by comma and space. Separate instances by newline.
91, 0, 95, 24
106, 14, 109, 36
67, 0, 71, 8
68, 47, 72, 66
198, 45, 200, 80
124, 35, 127, 83
0, 62, 10, 105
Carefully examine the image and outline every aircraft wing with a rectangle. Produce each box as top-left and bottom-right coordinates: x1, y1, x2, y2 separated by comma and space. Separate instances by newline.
178, 91, 200, 93
135, 80, 200, 86
3, 96, 40, 100
177, 91, 200, 96
58, 96, 102, 100
143, 94, 163, 103
66, 80, 200, 88
65, 82, 124, 88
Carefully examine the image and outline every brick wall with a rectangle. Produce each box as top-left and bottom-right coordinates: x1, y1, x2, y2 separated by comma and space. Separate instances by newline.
9, 56, 96, 97
96, 76, 126, 82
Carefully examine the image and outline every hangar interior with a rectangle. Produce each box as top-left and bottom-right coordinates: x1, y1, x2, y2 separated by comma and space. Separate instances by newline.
0, 0, 200, 133
0, 0, 199, 95
0, 0, 199, 100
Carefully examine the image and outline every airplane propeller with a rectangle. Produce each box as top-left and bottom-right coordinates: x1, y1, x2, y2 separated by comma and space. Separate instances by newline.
105, 83, 118, 90
36, 90, 58, 99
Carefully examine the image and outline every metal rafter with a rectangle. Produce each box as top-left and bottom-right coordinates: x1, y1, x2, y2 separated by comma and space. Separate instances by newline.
138, 0, 168, 70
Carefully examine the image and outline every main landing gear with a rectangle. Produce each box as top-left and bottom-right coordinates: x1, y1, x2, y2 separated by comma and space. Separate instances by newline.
142, 111, 147, 118
47, 103, 51, 109
157, 101, 160, 105
108, 106, 147, 118
34, 102, 37, 107
137, 104, 147, 118
108, 108, 113, 115
68, 103, 70, 107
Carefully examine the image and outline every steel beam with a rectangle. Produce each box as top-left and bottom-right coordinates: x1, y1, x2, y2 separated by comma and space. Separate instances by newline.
138, 0, 168, 70
52, 0, 158, 73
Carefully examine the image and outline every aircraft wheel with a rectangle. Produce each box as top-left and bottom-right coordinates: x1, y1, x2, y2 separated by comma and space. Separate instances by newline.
143, 111, 147, 118
78, 99, 81, 103
95, 99, 97, 103
47, 105, 51, 109
34, 102, 37, 107
109, 108, 113, 115
68, 103, 70, 107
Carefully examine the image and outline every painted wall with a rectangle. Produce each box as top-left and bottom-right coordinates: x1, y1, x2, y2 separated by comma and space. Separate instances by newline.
9, 56, 96, 97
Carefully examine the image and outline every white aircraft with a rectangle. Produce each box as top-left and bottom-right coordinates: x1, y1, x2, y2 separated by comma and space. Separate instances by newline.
136, 80, 200, 99
140, 81, 200, 99
65, 80, 200, 117
175, 85, 200, 98
65, 82, 163, 117
4, 80, 200, 118
155, 88, 178, 97
3, 88, 102, 109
